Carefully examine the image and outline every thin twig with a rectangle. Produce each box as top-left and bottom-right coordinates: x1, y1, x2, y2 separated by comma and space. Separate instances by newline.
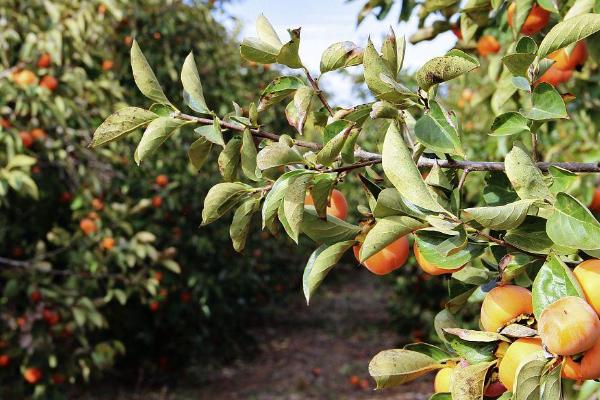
304, 68, 334, 116
531, 132, 538, 162
172, 111, 600, 173
457, 168, 472, 193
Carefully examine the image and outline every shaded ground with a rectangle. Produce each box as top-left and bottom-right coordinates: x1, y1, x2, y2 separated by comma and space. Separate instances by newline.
85, 266, 432, 399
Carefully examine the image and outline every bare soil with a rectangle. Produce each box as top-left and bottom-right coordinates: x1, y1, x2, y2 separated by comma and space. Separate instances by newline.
84, 266, 433, 400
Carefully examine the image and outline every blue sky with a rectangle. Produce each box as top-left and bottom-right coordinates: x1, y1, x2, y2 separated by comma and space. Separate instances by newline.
217, 0, 454, 106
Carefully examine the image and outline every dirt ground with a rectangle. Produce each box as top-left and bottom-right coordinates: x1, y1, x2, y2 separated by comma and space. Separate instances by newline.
86, 266, 433, 400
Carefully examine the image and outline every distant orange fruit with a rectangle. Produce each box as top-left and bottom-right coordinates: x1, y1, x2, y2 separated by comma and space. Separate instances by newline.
100, 237, 115, 250
59, 191, 73, 204
51, 374, 66, 385
0, 118, 10, 128
589, 189, 600, 213
507, 3, 550, 35
92, 197, 104, 211
149, 301, 160, 312
30, 128, 47, 141
151, 195, 163, 208
19, 131, 34, 148
43, 309, 60, 326
0, 355, 10, 367
79, 218, 97, 235
23, 367, 42, 384
349, 375, 360, 386
30, 290, 42, 303
12, 69, 37, 85
155, 174, 169, 187
477, 35, 501, 57
124, 36, 133, 46
537, 65, 571, 86
37, 53, 52, 68
40, 75, 58, 91
98, 3, 107, 14
153, 32, 161, 40
102, 59, 114, 71
154, 271, 163, 282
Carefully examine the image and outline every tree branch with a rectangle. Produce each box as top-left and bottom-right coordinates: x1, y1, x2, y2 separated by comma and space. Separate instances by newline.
304, 68, 334, 116
172, 111, 600, 173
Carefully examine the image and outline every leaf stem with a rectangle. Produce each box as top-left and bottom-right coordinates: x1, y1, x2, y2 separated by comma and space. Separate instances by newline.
304, 68, 334, 116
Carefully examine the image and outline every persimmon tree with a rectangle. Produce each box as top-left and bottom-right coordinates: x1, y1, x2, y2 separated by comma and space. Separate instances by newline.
93, 2, 600, 399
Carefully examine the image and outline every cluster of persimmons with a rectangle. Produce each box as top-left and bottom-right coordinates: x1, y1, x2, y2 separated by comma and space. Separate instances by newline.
471, 3, 587, 86
309, 186, 600, 395
435, 260, 600, 396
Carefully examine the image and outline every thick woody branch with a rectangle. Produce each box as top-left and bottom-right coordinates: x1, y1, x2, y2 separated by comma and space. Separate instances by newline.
173, 112, 600, 174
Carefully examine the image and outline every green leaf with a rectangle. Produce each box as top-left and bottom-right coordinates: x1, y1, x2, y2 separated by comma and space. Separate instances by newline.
91, 107, 157, 147
464, 200, 534, 230
188, 137, 212, 171
240, 15, 281, 64
201, 183, 251, 225
281, 173, 312, 243
230, 197, 260, 252
259, 76, 306, 111
492, 71, 518, 114
451, 361, 496, 400
483, 172, 520, 206
303, 241, 355, 304
194, 118, 224, 146
181, 52, 209, 114
548, 167, 576, 195
315, 125, 352, 166
130, 40, 170, 105
415, 100, 464, 156
444, 328, 507, 342
285, 86, 313, 134
537, 13, 600, 59
277, 28, 303, 69
532, 254, 584, 320
503, 52, 536, 77
381, 28, 405, 77
359, 216, 427, 261
262, 170, 311, 230
309, 174, 337, 219
368, 349, 443, 389
135, 117, 187, 165
241, 129, 261, 181
542, 364, 562, 400
490, 112, 530, 137
415, 231, 486, 269
373, 188, 426, 219
363, 39, 416, 103
447, 335, 497, 363
512, 355, 547, 400
520, 83, 568, 121
403, 343, 455, 362
512, 76, 532, 92
218, 136, 242, 182
382, 122, 446, 213
301, 207, 362, 245
505, 144, 554, 202
256, 142, 305, 170
415, 49, 480, 90
547, 192, 600, 250
320, 41, 363, 73
505, 216, 554, 254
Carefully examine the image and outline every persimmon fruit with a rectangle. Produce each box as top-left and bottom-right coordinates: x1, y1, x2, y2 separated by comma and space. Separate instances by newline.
152, 195, 163, 208
573, 259, 600, 315
536, 64, 572, 87
92, 198, 104, 211
155, 174, 169, 187
31, 290, 42, 303
12, 69, 37, 85
589, 189, 600, 213
79, 218, 97, 235
507, 3, 550, 35
304, 188, 348, 220
563, 335, 600, 381
19, 131, 34, 148
538, 296, 600, 355
434, 367, 454, 393
484, 382, 507, 397
102, 59, 114, 71
353, 236, 409, 275
480, 285, 533, 332
0, 355, 10, 367
100, 237, 115, 250
37, 53, 52, 68
23, 367, 42, 384
498, 338, 543, 391
414, 242, 465, 275
477, 35, 501, 57
40, 75, 58, 91
30, 128, 47, 141
43, 309, 60, 326
549, 42, 587, 70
